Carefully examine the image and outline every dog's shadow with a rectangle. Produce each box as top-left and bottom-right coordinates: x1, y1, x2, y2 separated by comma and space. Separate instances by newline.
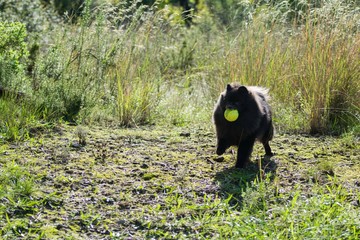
214, 155, 277, 209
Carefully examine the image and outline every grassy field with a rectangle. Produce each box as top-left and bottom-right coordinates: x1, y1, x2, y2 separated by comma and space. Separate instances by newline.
0, 0, 360, 239
0, 124, 359, 239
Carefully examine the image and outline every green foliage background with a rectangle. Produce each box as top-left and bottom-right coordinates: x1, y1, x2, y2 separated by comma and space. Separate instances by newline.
0, 0, 359, 141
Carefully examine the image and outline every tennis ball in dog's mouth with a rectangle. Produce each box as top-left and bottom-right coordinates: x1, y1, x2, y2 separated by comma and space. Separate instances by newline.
224, 109, 239, 122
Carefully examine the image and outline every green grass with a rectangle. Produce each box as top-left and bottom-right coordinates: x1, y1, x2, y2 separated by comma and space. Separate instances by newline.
0, 99, 41, 142
143, 178, 359, 239
0, 125, 359, 239
0, 161, 37, 237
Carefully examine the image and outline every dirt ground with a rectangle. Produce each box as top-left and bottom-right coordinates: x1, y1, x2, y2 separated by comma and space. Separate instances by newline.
1, 124, 359, 238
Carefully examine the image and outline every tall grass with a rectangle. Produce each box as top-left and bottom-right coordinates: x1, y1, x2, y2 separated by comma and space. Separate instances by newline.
0, 99, 41, 142
29, 2, 168, 126
202, 1, 360, 134
0, 0, 359, 138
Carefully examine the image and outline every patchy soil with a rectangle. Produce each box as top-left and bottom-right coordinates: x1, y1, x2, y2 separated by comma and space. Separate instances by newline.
1, 124, 359, 239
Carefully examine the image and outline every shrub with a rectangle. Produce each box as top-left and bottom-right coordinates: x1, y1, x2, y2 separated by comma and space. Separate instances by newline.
0, 21, 28, 90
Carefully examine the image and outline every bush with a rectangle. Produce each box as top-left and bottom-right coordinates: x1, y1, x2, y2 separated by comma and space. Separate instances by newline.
0, 21, 28, 87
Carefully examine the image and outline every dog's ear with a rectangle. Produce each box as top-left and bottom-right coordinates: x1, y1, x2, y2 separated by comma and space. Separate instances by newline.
238, 86, 248, 96
226, 84, 232, 92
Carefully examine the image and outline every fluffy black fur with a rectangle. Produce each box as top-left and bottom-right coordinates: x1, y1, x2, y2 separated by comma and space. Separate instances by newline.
213, 83, 274, 168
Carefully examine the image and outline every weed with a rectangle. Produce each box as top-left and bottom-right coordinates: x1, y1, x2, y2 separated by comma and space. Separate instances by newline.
318, 160, 335, 176
0, 161, 43, 238
75, 126, 87, 146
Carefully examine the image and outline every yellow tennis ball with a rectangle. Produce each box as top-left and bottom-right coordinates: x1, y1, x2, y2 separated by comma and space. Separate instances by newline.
224, 109, 239, 122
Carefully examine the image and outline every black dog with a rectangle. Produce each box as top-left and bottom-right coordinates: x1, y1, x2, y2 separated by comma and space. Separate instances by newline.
213, 83, 274, 168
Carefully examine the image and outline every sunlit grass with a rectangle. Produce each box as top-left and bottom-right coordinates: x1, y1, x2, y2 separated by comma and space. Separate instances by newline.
1, 1, 359, 136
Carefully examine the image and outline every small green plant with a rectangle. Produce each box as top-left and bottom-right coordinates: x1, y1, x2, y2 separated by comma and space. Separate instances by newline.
0, 162, 38, 237
71, 211, 101, 231
318, 160, 335, 176
0, 99, 40, 142
75, 126, 87, 146
0, 162, 35, 200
